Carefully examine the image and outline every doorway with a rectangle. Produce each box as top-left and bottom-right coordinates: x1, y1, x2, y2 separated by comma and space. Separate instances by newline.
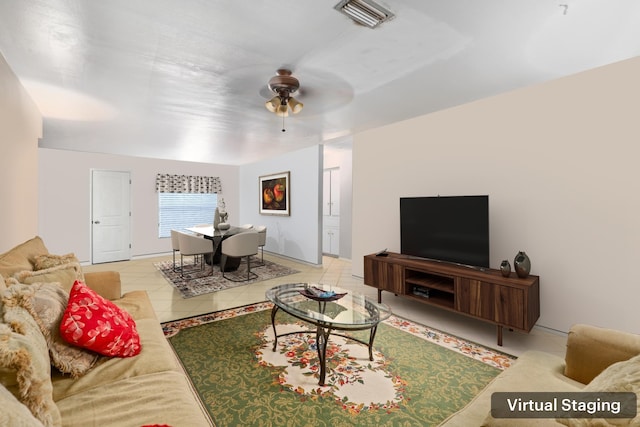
91, 170, 131, 264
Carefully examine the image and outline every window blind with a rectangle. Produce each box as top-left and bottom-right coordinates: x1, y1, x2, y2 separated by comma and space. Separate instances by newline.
158, 193, 217, 238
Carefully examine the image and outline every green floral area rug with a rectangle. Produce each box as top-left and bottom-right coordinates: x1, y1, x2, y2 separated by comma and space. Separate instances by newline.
162, 302, 515, 427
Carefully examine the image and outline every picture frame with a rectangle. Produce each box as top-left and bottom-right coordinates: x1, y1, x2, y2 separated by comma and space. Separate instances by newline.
259, 171, 290, 216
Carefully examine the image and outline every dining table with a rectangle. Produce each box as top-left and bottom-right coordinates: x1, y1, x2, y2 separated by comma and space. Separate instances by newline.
184, 225, 250, 270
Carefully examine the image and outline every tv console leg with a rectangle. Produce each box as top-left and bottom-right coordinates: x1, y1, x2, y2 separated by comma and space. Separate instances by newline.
497, 325, 503, 346
378, 289, 382, 304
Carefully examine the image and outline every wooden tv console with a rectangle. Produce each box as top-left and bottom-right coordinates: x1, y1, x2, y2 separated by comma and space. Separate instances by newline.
363, 252, 540, 346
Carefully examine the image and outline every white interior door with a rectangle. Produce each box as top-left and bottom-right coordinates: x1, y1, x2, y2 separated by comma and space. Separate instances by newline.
323, 170, 331, 216
91, 170, 131, 264
322, 168, 340, 256
329, 168, 340, 216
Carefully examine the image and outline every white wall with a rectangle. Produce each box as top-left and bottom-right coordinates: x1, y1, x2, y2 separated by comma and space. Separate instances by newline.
38, 148, 239, 262
38, 144, 326, 266
0, 53, 42, 250
352, 57, 640, 335
239, 145, 323, 265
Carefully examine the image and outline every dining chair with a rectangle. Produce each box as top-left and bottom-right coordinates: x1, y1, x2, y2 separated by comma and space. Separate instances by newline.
176, 231, 214, 278
254, 225, 267, 266
191, 224, 211, 262
220, 231, 259, 282
170, 230, 181, 271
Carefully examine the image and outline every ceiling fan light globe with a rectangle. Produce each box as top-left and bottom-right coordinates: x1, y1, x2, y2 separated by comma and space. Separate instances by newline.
288, 97, 303, 114
276, 104, 289, 117
265, 96, 280, 113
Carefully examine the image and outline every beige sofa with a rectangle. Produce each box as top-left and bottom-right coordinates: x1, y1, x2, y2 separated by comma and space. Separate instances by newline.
1, 236, 212, 427
440, 324, 640, 426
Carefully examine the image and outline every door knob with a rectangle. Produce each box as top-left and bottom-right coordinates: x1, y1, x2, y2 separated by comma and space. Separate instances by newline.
93, 220, 100, 224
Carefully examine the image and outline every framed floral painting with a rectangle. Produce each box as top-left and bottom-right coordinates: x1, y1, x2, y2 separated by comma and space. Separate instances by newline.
259, 171, 290, 216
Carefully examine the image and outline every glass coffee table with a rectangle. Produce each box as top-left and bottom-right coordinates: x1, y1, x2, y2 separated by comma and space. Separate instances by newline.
265, 283, 392, 386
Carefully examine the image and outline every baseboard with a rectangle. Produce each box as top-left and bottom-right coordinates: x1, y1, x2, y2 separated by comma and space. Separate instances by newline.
532, 324, 569, 337
80, 251, 174, 267
262, 250, 323, 268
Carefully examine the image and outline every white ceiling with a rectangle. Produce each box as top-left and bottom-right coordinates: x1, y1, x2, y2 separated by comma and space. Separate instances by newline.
1, 0, 639, 165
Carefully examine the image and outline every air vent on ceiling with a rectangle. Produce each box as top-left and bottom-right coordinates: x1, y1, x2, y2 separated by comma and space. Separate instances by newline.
334, 0, 394, 28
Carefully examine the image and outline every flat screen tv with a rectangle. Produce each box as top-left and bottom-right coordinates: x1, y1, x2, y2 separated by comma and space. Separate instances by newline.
400, 195, 489, 268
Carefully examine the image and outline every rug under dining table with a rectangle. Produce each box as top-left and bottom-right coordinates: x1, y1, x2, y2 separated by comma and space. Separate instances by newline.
154, 257, 300, 298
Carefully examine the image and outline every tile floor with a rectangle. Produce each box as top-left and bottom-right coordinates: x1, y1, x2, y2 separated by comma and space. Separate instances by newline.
83, 253, 567, 358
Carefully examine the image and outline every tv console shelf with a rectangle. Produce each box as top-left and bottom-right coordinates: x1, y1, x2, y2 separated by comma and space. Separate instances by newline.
364, 252, 540, 346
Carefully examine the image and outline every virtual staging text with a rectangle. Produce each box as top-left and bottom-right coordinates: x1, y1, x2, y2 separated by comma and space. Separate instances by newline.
491, 392, 637, 419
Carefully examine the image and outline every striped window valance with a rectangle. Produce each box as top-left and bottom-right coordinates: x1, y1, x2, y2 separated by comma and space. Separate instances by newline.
155, 174, 222, 194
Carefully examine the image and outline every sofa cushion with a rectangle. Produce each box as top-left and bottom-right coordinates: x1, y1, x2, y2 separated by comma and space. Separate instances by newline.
55, 371, 212, 427
51, 296, 180, 401
13, 262, 84, 292
558, 354, 640, 426
440, 351, 584, 427
0, 305, 61, 427
4, 282, 100, 378
0, 236, 49, 277
60, 280, 141, 357
0, 384, 45, 427
113, 290, 159, 321
83, 271, 122, 301
33, 253, 79, 271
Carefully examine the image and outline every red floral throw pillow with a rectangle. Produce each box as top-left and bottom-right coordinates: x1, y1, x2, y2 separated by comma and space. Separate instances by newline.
60, 280, 141, 357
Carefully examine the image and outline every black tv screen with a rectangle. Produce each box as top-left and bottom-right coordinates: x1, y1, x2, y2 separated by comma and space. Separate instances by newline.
400, 195, 489, 268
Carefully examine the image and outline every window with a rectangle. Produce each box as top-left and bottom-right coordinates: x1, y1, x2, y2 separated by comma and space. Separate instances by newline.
158, 193, 217, 238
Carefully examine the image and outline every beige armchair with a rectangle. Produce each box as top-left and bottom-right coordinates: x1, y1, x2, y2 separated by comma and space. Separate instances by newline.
221, 231, 259, 282
254, 225, 267, 265
176, 231, 214, 278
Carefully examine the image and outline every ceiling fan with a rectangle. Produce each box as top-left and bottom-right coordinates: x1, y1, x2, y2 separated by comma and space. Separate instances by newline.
250, 65, 352, 133
264, 69, 304, 118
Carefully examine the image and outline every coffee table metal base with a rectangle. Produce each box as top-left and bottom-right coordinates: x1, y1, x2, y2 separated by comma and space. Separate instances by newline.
270, 304, 379, 386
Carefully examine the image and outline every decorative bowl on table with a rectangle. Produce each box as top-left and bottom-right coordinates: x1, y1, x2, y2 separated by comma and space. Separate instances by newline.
299, 286, 347, 302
